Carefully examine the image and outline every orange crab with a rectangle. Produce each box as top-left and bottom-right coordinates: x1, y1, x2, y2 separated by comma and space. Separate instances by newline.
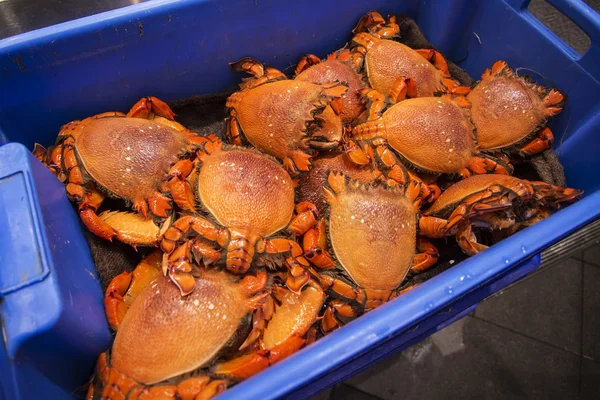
346, 90, 512, 190
89, 252, 270, 400
160, 136, 315, 295
37, 97, 207, 246
212, 278, 325, 381
292, 172, 439, 332
419, 174, 582, 255
347, 11, 470, 102
296, 151, 384, 214
294, 49, 368, 124
226, 57, 348, 175
468, 61, 564, 158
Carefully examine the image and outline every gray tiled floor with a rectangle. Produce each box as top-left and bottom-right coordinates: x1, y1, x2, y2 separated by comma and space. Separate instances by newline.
310, 244, 600, 400
474, 258, 583, 354
583, 263, 600, 361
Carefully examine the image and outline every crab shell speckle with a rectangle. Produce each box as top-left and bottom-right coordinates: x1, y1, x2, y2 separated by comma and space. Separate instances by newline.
365, 40, 444, 97
297, 152, 382, 214
382, 97, 475, 174
468, 75, 553, 150
111, 270, 251, 385
75, 117, 188, 199
197, 148, 295, 236
328, 184, 417, 291
295, 59, 367, 123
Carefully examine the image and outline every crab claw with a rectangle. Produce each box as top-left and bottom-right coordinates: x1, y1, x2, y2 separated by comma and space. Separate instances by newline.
104, 251, 162, 330
104, 271, 132, 330
212, 337, 306, 381
98, 210, 164, 246
127, 96, 177, 120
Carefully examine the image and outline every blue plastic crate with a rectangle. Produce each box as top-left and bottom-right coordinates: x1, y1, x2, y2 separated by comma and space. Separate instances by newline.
0, 0, 599, 398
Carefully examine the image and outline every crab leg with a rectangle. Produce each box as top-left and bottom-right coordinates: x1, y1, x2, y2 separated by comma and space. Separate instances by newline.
421, 182, 533, 240
191, 239, 222, 266
226, 109, 244, 146
238, 295, 275, 351
161, 215, 228, 254
167, 136, 218, 212
361, 88, 387, 121
531, 181, 582, 206
456, 222, 488, 255
419, 215, 450, 238
295, 54, 321, 75
345, 139, 375, 166
89, 352, 226, 400
389, 76, 418, 103
63, 145, 85, 199
362, 289, 396, 310
350, 32, 377, 66
353, 11, 399, 38
167, 158, 198, 212
321, 306, 341, 333
411, 237, 439, 272
212, 336, 306, 381
194, 380, 228, 400
146, 190, 172, 218
44, 144, 66, 181
104, 251, 162, 330
104, 271, 131, 331
309, 104, 344, 151
288, 201, 319, 235
78, 189, 117, 241
127, 96, 176, 120
301, 219, 336, 269
374, 143, 410, 184
92, 353, 137, 400
442, 78, 471, 96
312, 271, 366, 304
259, 237, 311, 292
416, 49, 450, 77
98, 210, 162, 246
463, 153, 514, 178
229, 57, 287, 89
542, 89, 564, 116
161, 215, 228, 295
327, 48, 364, 69
482, 60, 508, 80
373, 143, 439, 204
519, 127, 554, 156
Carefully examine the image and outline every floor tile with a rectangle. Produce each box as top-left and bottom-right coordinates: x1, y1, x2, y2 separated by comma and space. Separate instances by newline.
345, 316, 579, 400
583, 241, 600, 267
571, 249, 585, 262
331, 384, 382, 400
582, 359, 600, 399
474, 258, 582, 353
583, 263, 600, 361
309, 386, 333, 400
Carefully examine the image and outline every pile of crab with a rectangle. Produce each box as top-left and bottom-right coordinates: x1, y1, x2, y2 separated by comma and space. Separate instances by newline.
34, 10, 582, 400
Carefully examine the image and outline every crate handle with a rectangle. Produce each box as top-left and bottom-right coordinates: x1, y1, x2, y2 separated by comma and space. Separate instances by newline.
540, 0, 600, 46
